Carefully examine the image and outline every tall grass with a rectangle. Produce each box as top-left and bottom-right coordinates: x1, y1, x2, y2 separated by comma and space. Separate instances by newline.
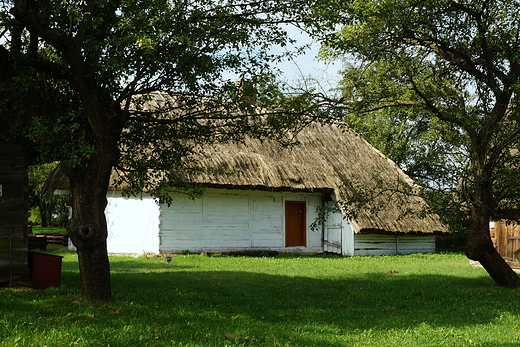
2, 251, 520, 346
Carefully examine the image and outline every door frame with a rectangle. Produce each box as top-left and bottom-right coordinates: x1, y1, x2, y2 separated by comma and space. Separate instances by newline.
285, 200, 307, 247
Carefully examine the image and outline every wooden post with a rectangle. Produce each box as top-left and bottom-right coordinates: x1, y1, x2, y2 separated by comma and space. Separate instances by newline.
0, 142, 30, 286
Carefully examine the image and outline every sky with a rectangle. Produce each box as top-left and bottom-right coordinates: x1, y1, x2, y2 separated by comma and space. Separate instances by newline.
0, 16, 342, 93
271, 26, 343, 92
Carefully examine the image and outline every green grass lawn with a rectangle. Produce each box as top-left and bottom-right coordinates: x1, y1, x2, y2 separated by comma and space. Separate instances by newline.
2, 251, 520, 346
29, 226, 67, 235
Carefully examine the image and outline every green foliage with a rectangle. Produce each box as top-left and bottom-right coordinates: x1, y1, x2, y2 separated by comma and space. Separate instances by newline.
29, 226, 67, 235
339, 60, 467, 192
28, 207, 41, 225
336, 61, 471, 235
309, 201, 340, 232
2, 0, 327, 197
28, 163, 69, 227
2, 252, 520, 346
310, 0, 520, 226
2, 0, 331, 301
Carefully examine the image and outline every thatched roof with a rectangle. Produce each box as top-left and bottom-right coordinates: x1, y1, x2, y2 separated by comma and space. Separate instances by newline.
43, 91, 448, 235
186, 122, 448, 235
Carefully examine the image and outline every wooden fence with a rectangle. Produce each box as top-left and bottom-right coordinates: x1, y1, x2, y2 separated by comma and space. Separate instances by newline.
35, 233, 68, 246
490, 220, 520, 268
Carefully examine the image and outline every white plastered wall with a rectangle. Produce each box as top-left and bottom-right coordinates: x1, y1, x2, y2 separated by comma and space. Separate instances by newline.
105, 191, 160, 254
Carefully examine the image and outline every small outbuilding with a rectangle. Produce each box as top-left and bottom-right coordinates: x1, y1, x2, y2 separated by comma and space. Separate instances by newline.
490, 220, 520, 269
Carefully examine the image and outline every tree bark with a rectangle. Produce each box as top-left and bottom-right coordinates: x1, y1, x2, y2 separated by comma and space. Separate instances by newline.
10, 0, 122, 301
67, 173, 112, 301
39, 202, 52, 227
66, 143, 118, 301
465, 180, 520, 288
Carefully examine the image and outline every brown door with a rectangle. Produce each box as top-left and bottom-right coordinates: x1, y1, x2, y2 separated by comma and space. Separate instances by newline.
285, 201, 306, 247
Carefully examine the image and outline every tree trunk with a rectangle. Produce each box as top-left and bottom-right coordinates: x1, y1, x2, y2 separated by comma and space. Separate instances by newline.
465, 181, 520, 288
10, 0, 122, 301
66, 151, 116, 302
39, 203, 52, 227
39, 206, 49, 227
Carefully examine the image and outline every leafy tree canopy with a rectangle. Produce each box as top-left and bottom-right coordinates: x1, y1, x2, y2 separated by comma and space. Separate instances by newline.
0, 0, 326, 300
2, 0, 322, 181
307, 0, 520, 287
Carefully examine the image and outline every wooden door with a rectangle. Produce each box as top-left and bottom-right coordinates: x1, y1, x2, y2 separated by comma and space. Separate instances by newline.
285, 201, 306, 247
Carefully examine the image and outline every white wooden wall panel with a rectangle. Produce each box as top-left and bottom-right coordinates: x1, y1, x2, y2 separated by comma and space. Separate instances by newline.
322, 203, 354, 256
354, 234, 398, 256
251, 194, 283, 246
323, 224, 342, 254
159, 188, 324, 253
354, 234, 436, 256
105, 192, 160, 254
341, 219, 355, 256
396, 235, 436, 254
100, 189, 435, 256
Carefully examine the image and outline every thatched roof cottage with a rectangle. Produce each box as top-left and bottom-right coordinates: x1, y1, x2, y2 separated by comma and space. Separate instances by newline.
48, 119, 448, 256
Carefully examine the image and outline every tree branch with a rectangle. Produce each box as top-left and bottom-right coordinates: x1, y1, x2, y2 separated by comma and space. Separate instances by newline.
11, 0, 72, 54
407, 74, 467, 128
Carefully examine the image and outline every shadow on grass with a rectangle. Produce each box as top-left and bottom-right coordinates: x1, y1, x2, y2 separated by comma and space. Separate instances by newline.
3, 254, 520, 346
109, 270, 516, 328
